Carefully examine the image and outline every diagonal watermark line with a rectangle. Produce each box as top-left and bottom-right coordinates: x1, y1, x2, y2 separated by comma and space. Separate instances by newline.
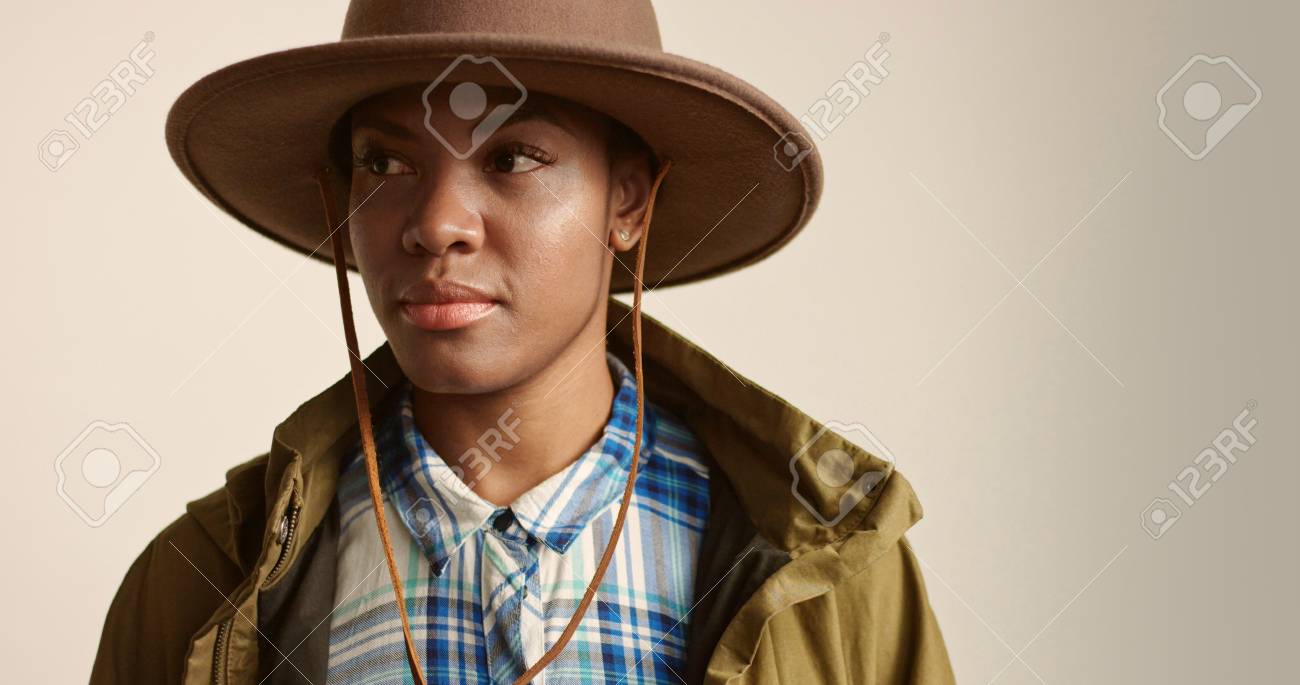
1021, 288, 1125, 387
531, 173, 650, 292
651, 182, 760, 290
294, 180, 386, 268
916, 284, 1019, 387
902, 539, 1048, 684
257, 558, 388, 684
1020, 171, 1132, 284
911, 171, 1130, 387
615, 545, 758, 685
910, 173, 1019, 282
169, 540, 317, 685
530, 173, 752, 390
540, 304, 637, 402
1018, 545, 1129, 654
644, 299, 753, 389
170, 285, 281, 396
530, 171, 670, 399
986, 545, 1129, 685
595, 588, 689, 684
654, 651, 690, 685
192, 199, 388, 389
594, 595, 643, 654
172, 180, 389, 396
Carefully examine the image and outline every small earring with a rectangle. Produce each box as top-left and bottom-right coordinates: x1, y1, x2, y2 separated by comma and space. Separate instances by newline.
618, 230, 631, 241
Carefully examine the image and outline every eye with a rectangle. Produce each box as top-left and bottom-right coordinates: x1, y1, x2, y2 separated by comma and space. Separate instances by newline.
353, 151, 414, 176
486, 143, 555, 174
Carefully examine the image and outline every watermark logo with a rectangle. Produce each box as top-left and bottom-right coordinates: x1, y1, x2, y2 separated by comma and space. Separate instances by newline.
404, 497, 446, 539
39, 32, 156, 172
54, 420, 161, 527
789, 419, 895, 527
433, 406, 523, 491
773, 131, 814, 172
775, 33, 891, 171
37, 130, 80, 172
1141, 401, 1257, 540
1157, 54, 1260, 161
1139, 498, 1181, 540
400, 404, 524, 541
422, 55, 527, 159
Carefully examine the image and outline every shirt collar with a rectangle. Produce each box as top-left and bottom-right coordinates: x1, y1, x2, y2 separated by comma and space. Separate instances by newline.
377, 350, 654, 575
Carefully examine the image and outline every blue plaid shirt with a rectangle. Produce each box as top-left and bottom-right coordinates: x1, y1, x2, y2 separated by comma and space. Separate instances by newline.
326, 351, 711, 684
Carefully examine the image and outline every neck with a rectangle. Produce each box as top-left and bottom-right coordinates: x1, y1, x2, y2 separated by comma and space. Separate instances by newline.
407, 306, 617, 507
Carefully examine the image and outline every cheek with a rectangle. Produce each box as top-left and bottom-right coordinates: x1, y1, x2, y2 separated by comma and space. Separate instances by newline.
346, 185, 404, 265
345, 185, 408, 311
506, 156, 612, 269
495, 184, 608, 297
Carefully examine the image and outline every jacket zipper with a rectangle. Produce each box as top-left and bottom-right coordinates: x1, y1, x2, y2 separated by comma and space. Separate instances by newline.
210, 617, 232, 685
209, 499, 298, 683
264, 501, 302, 586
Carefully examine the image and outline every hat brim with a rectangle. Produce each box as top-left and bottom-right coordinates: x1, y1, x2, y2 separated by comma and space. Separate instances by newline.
166, 33, 822, 292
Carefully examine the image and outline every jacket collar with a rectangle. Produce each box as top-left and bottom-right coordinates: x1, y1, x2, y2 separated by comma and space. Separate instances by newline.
214, 296, 921, 585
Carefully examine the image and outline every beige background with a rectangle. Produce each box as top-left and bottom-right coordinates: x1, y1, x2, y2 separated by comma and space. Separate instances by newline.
4, 1, 1297, 682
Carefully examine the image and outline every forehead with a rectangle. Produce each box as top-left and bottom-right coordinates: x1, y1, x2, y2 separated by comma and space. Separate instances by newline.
348, 83, 608, 138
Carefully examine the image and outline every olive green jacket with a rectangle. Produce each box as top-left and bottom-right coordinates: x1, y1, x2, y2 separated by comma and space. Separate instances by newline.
90, 298, 955, 684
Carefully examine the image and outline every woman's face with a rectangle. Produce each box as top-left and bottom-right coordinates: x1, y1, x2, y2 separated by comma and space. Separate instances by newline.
346, 84, 650, 394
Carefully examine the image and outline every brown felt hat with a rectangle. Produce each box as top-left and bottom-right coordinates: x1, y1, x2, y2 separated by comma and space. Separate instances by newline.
165, 0, 824, 292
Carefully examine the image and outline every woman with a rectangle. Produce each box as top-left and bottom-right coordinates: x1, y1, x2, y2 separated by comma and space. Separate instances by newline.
92, 1, 954, 683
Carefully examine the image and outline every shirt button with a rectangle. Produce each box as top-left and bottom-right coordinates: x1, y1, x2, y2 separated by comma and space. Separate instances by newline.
493, 509, 514, 533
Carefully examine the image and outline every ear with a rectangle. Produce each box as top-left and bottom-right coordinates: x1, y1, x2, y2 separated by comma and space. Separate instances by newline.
606, 150, 653, 252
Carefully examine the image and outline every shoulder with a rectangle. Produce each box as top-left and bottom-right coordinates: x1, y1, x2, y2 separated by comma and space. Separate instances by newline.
91, 456, 264, 684
757, 536, 956, 684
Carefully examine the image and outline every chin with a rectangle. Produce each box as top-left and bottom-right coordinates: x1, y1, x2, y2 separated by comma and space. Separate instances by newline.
387, 328, 509, 395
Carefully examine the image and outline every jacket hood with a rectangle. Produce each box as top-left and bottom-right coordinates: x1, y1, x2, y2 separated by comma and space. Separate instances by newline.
190, 295, 924, 600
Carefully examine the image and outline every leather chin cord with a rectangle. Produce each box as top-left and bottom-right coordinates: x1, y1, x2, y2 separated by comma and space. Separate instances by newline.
314, 157, 672, 685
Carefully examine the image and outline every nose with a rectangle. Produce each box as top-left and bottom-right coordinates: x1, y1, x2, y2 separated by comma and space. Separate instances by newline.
401, 173, 485, 257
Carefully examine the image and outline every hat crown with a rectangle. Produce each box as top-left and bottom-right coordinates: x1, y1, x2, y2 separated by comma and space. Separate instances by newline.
341, 0, 663, 50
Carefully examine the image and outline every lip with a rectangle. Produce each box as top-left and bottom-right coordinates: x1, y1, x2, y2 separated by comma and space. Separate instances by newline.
398, 280, 498, 332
